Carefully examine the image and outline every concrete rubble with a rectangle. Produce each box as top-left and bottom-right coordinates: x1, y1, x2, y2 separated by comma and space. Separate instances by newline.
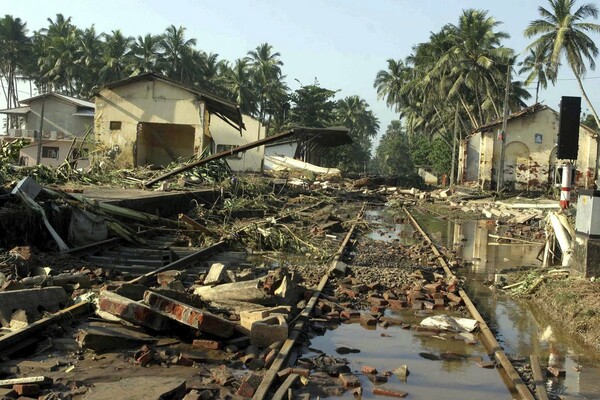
0, 173, 578, 399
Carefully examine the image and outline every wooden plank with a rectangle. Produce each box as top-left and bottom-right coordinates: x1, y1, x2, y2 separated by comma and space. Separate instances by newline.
530, 355, 549, 400
272, 373, 299, 400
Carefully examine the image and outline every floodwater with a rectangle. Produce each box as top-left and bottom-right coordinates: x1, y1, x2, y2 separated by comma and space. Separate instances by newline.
308, 208, 600, 399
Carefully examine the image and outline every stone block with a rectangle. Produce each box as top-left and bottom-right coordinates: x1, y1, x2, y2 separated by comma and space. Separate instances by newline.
240, 306, 290, 331
204, 263, 230, 285
339, 373, 360, 388
250, 315, 288, 348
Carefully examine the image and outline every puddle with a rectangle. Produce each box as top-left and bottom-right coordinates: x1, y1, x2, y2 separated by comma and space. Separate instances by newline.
312, 208, 600, 399
309, 312, 510, 399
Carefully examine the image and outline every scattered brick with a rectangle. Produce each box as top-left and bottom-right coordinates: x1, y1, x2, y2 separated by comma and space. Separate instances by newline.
13, 384, 39, 397
235, 373, 262, 398
339, 373, 361, 388
361, 365, 378, 375
372, 386, 408, 398
192, 339, 221, 350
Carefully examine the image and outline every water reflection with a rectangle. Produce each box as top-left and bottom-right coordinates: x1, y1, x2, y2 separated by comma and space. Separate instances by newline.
411, 212, 600, 399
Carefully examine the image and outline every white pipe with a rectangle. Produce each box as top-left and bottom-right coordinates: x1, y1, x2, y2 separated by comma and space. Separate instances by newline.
549, 212, 572, 267
560, 163, 572, 209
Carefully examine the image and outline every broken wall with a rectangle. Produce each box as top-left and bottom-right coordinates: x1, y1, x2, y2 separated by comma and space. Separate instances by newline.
210, 114, 265, 173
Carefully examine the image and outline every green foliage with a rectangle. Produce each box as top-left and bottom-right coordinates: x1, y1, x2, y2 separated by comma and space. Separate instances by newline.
373, 120, 414, 176
409, 134, 452, 177
287, 83, 338, 128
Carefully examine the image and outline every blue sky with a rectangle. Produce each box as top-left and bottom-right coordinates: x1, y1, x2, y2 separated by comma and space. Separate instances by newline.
2, 0, 600, 145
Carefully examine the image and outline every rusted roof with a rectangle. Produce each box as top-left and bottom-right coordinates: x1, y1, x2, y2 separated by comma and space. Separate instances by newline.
96, 72, 244, 131
471, 103, 549, 134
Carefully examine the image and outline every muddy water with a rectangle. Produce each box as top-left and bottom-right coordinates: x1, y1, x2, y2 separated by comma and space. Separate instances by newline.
309, 208, 600, 399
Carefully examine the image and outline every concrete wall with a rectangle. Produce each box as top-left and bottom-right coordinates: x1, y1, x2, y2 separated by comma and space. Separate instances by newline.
265, 141, 298, 159
461, 108, 598, 191
26, 96, 92, 137
210, 114, 265, 172
94, 79, 204, 167
16, 139, 90, 168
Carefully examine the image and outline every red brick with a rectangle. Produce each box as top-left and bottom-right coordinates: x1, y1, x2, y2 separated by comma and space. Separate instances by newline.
236, 373, 262, 397
387, 299, 407, 309
382, 291, 397, 301
360, 313, 377, 326
192, 339, 221, 350
477, 361, 496, 369
547, 367, 566, 377
98, 291, 172, 331
367, 374, 388, 383
366, 282, 381, 290
380, 316, 403, 325
143, 291, 234, 338
340, 309, 360, 319
13, 384, 39, 397
423, 282, 441, 294
367, 297, 388, 306
175, 356, 194, 366
371, 305, 386, 314
446, 292, 463, 304
338, 287, 359, 298
372, 386, 408, 398
339, 373, 361, 388
361, 365, 378, 374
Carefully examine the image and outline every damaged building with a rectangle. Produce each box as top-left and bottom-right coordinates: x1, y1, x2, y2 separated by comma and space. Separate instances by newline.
94, 72, 245, 168
457, 104, 598, 191
0, 93, 94, 168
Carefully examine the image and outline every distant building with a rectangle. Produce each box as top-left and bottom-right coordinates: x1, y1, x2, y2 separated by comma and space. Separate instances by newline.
211, 114, 265, 173
94, 72, 244, 168
458, 104, 598, 191
0, 93, 94, 167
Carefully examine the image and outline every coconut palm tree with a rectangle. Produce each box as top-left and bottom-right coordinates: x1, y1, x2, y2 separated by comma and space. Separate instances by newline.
373, 59, 410, 113
246, 43, 285, 122
525, 0, 600, 127
76, 25, 103, 97
161, 25, 196, 82
0, 15, 31, 111
130, 33, 165, 76
518, 44, 555, 104
99, 30, 134, 84
224, 58, 257, 116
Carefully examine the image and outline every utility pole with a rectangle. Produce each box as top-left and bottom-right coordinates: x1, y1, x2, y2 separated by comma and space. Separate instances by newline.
450, 103, 459, 186
496, 64, 511, 192
36, 94, 46, 165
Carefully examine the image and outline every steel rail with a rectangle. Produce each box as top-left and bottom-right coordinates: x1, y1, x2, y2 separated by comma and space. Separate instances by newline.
403, 207, 535, 400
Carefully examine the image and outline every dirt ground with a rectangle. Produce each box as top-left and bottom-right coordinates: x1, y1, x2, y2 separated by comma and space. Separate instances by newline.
526, 278, 600, 352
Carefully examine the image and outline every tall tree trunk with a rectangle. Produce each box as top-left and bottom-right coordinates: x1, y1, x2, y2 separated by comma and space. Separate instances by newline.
459, 94, 478, 128
575, 73, 600, 130
535, 80, 540, 104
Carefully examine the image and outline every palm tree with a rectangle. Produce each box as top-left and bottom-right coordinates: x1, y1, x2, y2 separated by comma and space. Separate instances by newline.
525, 0, 600, 127
161, 25, 196, 82
76, 25, 103, 97
224, 58, 257, 116
0, 15, 31, 112
247, 43, 285, 122
373, 59, 410, 113
99, 30, 133, 83
518, 44, 555, 104
130, 33, 165, 76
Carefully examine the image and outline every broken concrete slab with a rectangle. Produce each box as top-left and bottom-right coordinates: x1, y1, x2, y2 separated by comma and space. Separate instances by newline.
250, 315, 288, 348
97, 291, 172, 332
203, 263, 230, 286
240, 306, 291, 331
0, 287, 69, 327
143, 290, 235, 338
83, 376, 186, 400
194, 278, 274, 305
20, 273, 91, 290
76, 322, 157, 352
